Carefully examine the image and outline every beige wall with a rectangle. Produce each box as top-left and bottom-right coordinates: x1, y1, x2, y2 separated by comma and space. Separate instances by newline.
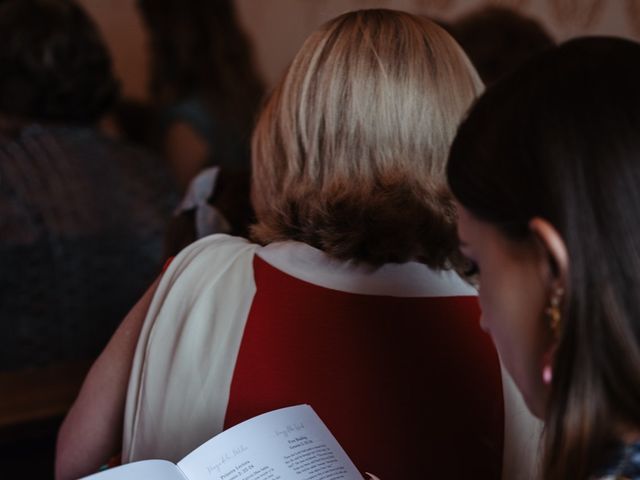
78, 0, 149, 100
80, 0, 638, 101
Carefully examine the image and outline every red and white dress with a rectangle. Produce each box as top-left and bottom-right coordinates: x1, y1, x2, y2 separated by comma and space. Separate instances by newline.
122, 234, 541, 479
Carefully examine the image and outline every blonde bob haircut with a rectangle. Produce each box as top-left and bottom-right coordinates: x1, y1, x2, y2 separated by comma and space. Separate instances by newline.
251, 9, 483, 267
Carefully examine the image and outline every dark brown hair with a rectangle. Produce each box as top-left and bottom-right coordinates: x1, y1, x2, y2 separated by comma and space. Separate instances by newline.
447, 37, 640, 479
137, 0, 263, 134
452, 6, 554, 85
0, 0, 118, 124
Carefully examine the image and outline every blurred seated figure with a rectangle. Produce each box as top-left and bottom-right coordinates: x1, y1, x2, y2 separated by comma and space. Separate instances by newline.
58, 10, 540, 480
0, 0, 176, 370
452, 6, 554, 85
137, 0, 261, 255
137, 0, 264, 191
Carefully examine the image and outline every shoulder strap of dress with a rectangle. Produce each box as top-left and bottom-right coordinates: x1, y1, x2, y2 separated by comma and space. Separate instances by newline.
123, 234, 259, 462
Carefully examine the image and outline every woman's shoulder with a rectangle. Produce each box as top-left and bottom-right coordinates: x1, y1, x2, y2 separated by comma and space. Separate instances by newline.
164, 233, 258, 279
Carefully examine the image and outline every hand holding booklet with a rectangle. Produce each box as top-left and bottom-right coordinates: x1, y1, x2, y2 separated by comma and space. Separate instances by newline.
82, 405, 365, 480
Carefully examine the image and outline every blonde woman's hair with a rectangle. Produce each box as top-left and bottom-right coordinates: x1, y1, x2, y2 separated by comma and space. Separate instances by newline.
251, 9, 482, 267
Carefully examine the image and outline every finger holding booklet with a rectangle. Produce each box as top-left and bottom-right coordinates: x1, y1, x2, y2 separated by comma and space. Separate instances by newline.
81, 405, 365, 480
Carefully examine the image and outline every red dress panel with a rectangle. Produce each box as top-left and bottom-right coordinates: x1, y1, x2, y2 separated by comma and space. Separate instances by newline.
224, 256, 504, 479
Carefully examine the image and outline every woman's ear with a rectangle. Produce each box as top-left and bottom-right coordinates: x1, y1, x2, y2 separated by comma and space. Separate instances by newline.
528, 217, 569, 289
529, 218, 569, 388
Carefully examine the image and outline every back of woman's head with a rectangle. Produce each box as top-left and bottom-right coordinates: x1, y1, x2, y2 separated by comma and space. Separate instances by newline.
252, 9, 482, 267
0, 0, 118, 125
447, 37, 640, 479
452, 6, 554, 85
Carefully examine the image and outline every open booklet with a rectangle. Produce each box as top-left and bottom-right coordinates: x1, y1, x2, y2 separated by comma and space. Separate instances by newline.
82, 405, 365, 480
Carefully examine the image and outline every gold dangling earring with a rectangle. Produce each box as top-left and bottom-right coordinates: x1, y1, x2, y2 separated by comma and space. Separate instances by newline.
542, 287, 564, 385
545, 287, 564, 339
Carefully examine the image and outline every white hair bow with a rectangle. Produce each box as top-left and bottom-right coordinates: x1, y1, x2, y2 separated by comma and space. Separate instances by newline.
176, 166, 232, 239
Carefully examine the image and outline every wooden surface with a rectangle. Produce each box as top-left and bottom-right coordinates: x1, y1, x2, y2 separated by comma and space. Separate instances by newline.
0, 360, 92, 438
0, 360, 93, 478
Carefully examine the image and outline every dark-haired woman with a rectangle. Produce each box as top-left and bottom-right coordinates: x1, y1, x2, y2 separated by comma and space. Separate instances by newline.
448, 36, 640, 479
137, 0, 263, 191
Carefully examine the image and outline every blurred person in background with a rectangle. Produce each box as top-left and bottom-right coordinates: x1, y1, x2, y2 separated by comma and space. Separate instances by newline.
452, 6, 554, 85
0, 0, 176, 370
137, 0, 263, 191
137, 0, 262, 255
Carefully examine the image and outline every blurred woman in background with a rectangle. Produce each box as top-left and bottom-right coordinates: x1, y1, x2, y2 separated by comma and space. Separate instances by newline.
138, 0, 262, 254
138, 0, 263, 190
